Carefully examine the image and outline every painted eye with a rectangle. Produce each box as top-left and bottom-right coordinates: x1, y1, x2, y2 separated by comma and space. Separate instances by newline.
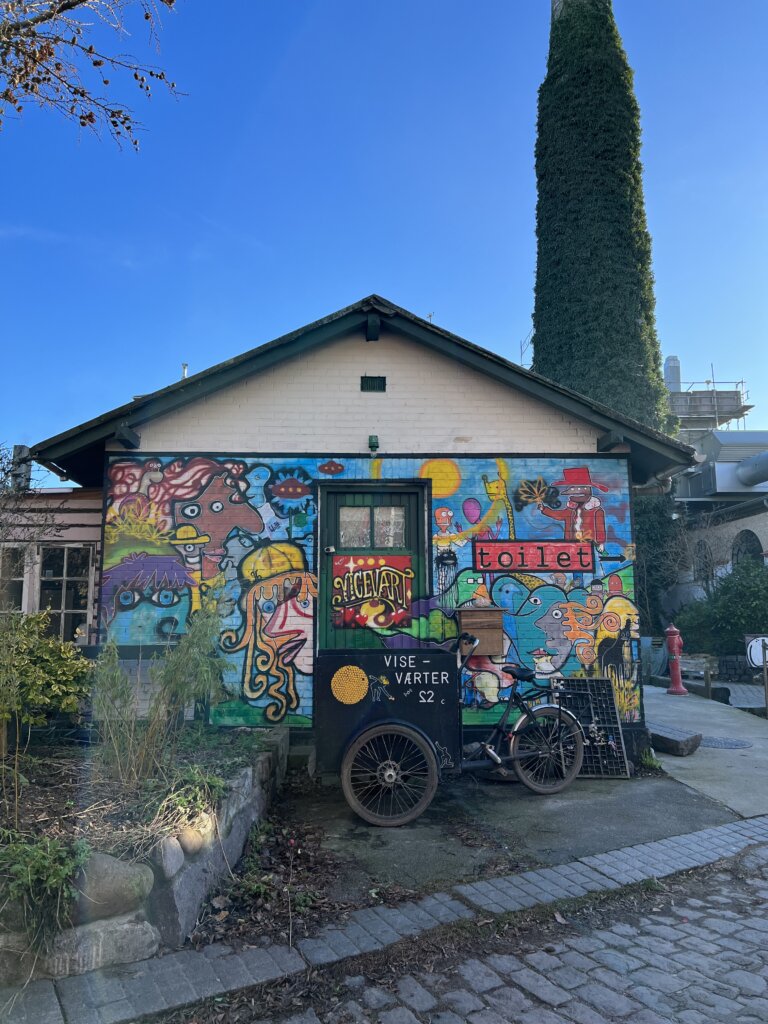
183, 544, 198, 554
261, 599, 276, 615
529, 596, 542, 606
298, 597, 311, 609
552, 609, 563, 619
118, 589, 142, 608
151, 589, 180, 607
181, 503, 201, 519
240, 535, 253, 548
210, 500, 224, 513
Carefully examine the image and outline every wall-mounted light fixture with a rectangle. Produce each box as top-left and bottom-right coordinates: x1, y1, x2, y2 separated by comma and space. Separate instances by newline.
368, 435, 379, 453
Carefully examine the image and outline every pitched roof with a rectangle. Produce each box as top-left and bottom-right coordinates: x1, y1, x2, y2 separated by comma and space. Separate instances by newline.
31, 294, 695, 486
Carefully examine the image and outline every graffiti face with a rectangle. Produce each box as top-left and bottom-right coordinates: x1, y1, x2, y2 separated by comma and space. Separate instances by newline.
434, 507, 454, 532
516, 584, 567, 620
173, 474, 264, 573
264, 593, 314, 674
533, 602, 571, 669
491, 576, 525, 611
111, 587, 192, 644
221, 541, 317, 722
102, 552, 194, 642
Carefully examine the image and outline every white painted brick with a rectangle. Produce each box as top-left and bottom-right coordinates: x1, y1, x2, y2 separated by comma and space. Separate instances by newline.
110, 330, 601, 456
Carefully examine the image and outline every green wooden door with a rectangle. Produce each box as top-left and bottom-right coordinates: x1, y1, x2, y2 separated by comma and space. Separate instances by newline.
319, 486, 427, 650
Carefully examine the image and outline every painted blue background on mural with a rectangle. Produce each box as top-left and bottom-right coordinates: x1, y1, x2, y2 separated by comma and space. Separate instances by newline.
102, 454, 639, 727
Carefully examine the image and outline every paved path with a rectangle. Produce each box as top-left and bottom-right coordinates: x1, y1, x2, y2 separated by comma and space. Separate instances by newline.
643, 687, 768, 816
4, 816, 768, 1024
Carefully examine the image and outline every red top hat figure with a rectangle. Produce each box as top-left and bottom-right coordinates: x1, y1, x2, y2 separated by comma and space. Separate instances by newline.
538, 466, 609, 546
552, 467, 610, 492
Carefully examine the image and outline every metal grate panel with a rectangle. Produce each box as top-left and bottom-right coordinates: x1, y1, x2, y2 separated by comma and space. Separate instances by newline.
537, 678, 631, 778
360, 375, 386, 392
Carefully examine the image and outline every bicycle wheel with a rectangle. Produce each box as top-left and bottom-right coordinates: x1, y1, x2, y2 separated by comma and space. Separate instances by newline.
509, 706, 584, 795
341, 724, 439, 827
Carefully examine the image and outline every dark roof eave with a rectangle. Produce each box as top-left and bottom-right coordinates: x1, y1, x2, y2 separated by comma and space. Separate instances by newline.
30, 294, 694, 478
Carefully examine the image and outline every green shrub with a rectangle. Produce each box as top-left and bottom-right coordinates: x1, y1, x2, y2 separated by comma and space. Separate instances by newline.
0, 612, 91, 825
92, 607, 227, 785
0, 611, 91, 730
0, 829, 90, 953
676, 560, 768, 656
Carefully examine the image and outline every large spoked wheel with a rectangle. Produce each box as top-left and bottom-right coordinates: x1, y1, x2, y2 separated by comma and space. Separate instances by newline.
509, 706, 584, 795
341, 724, 439, 827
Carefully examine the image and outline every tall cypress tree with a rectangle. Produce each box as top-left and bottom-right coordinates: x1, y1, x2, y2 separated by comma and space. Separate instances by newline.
532, 0, 670, 432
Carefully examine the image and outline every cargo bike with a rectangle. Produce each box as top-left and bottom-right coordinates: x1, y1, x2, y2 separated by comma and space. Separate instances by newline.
317, 633, 585, 827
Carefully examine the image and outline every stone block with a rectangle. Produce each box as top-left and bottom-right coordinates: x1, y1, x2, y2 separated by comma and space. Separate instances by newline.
73, 854, 154, 925
151, 837, 185, 881
649, 727, 702, 757
40, 913, 160, 978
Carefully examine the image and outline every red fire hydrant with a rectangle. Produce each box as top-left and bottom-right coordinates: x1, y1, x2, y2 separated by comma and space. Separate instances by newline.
665, 624, 689, 696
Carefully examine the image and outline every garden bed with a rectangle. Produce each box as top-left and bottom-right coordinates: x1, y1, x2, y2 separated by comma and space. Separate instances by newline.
2, 727, 274, 856
0, 725, 288, 985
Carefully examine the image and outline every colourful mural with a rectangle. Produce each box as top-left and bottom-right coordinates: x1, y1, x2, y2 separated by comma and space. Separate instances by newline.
102, 455, 640, 727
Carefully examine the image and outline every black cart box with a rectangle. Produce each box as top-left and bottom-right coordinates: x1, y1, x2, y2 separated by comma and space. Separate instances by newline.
314, 649, 460, 776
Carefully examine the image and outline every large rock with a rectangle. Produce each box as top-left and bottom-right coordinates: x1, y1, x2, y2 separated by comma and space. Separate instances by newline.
0, 913, 161, 984
151, 836, 186, 880
176, 812, 215, 857
73, 853, 154, 924
40, 912, 160, 978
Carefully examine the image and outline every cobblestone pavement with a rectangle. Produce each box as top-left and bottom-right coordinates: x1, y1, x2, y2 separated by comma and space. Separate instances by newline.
3, 818, 768, 1024
273, 848, 768, 1024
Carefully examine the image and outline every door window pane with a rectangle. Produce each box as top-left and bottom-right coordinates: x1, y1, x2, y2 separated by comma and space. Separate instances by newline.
339, 507, 371, 548
374, 506, 406, 548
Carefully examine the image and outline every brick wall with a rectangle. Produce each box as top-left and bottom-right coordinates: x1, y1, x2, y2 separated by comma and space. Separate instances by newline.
113, 331, 600, 456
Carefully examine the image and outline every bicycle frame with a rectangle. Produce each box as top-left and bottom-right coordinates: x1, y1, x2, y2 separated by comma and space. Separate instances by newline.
460, 682, 583, 774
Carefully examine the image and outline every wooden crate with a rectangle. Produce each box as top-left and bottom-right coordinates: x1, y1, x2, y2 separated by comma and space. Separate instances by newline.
457, 607, 505, 657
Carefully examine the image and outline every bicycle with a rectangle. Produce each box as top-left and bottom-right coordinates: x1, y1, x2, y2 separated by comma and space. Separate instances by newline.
339, 635, 585, 826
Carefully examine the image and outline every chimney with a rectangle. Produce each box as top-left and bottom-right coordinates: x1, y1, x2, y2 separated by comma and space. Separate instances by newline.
664, 355, 681, 393
10, 444, 32, 490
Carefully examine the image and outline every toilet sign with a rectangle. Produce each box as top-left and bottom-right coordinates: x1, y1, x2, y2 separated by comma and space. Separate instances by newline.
745, 636, 768, 670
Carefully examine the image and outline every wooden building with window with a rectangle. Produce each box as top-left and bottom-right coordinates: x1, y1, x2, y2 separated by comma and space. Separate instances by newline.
0, 487, 102, 642
27, 297, 695, 759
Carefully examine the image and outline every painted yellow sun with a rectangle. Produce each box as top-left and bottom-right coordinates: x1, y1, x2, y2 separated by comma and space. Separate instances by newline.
330, 665, 369, 705
419, 458, 461, 498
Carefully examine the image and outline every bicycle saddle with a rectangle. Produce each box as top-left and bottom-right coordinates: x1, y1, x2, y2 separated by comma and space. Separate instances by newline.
501, 663, 536, 682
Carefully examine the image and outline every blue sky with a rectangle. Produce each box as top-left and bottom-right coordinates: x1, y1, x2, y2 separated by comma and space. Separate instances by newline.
3, 0, 767, 462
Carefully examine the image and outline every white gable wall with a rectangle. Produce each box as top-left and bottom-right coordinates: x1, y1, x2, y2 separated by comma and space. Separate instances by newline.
110, 330, 601, 455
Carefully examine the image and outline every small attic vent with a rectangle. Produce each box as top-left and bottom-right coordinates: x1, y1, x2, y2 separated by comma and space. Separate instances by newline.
361, 375, 386, 393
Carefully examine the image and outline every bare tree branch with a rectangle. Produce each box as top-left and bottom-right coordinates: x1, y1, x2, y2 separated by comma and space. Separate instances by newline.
0, 1, 178, 147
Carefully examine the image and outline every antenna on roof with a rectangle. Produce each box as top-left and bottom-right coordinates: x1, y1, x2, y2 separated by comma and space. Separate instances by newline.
181, 362, 188, 380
